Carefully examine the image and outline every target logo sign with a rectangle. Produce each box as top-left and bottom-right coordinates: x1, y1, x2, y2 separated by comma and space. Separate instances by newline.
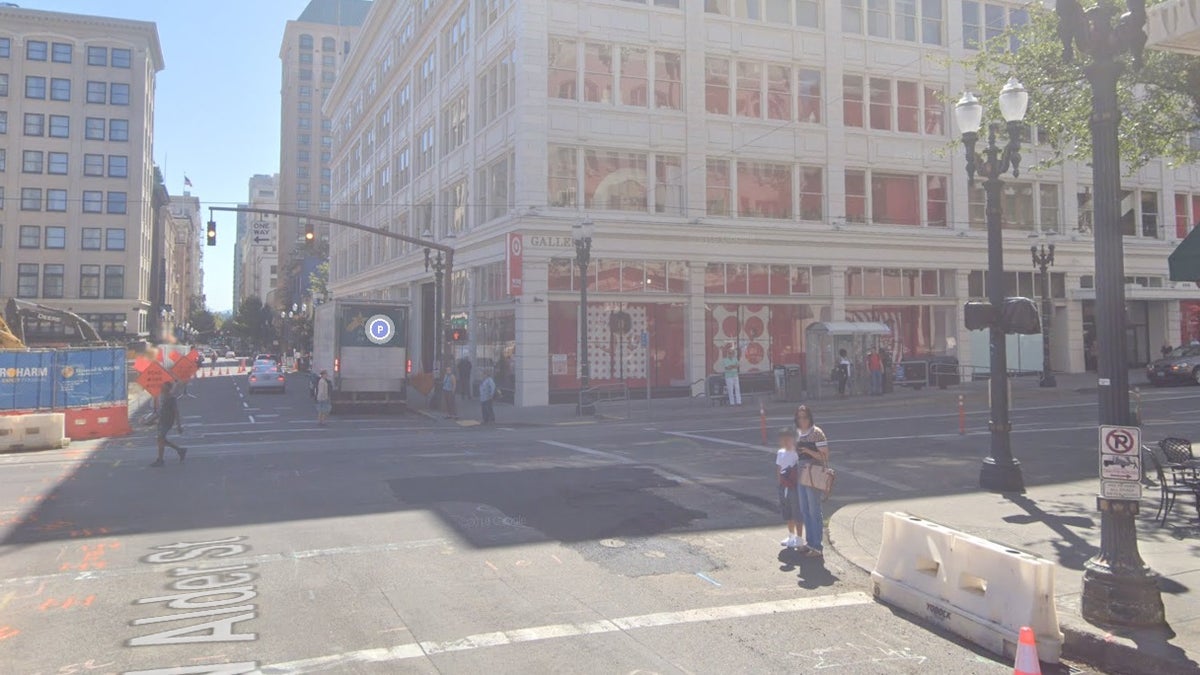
507, 232, 523, 296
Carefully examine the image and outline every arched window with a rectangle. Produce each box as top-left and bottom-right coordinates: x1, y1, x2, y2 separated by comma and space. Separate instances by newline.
300, 34, 314, 50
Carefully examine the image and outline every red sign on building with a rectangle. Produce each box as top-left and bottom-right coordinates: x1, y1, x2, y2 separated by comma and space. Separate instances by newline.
507, 232, 523, 297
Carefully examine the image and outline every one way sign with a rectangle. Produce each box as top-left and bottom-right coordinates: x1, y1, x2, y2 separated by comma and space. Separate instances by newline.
251, 221, 274, 248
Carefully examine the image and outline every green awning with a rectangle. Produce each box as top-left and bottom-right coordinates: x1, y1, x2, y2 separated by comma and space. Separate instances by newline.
1169, 225, 1200, 282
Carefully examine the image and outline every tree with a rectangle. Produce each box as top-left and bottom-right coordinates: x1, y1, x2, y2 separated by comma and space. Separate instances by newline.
229, 295, 273, 348
309, 261, 330, 302
964, 1, 1200, 172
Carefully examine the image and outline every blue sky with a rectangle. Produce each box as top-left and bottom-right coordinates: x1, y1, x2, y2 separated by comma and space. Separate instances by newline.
27, 0, 312, 312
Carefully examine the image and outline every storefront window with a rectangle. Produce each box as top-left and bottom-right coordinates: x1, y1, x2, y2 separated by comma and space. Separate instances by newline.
547, 300, 685, 392
705, 303, 819, 376
645, 261, 667, 292
476, 309, 516, 395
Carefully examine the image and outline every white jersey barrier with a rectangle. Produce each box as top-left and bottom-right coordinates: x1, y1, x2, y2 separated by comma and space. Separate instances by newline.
871, 511, 1062, 663
0, 413, 68, 452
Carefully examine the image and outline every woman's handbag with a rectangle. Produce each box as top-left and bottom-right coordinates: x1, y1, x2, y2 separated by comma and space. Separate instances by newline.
798, 461, 836, 500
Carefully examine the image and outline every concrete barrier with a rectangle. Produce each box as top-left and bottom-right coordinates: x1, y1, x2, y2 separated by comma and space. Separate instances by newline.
0, 413, 68, 452
871, 511, 1062, 663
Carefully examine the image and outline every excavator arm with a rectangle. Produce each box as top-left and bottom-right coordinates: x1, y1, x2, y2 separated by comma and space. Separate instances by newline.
4, 298, 106, 346
0, 313, 24, 349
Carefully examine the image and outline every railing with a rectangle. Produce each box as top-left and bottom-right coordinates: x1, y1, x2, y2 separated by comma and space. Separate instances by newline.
580, 382, 631, 419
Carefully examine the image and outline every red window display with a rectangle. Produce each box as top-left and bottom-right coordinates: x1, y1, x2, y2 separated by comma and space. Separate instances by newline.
705, 303, 817, 376
1182, 301, 1200, 346
705, 57, 730, 115
871, 173, 920, 225
738, 161, 792, 219
548, 301, 685, 391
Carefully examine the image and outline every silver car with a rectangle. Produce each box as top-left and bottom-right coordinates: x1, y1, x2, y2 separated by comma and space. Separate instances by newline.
248, 364, 286, 394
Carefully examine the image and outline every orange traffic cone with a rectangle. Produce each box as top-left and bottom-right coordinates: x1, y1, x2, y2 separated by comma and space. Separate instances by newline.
1013, 626, 1041, 675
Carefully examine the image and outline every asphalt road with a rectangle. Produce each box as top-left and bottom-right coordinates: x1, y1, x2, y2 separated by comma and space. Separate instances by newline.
4, 369, 1192, 674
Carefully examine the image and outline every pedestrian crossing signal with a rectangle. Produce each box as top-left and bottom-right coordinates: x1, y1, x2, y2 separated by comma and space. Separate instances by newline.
206, 220, 217, 246
450, 328, 468, 342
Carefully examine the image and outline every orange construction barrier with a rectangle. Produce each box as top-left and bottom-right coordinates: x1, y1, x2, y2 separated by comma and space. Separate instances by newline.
64, 404, 131, 440
1013, 626, 1041, 675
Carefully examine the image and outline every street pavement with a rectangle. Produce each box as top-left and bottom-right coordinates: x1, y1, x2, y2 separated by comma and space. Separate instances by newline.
0, 365, 1190, 674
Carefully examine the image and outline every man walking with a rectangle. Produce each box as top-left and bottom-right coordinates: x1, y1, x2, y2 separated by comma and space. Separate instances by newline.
151, 381, 186, 467
721, 344, 742, 406
315, 369, 332, 426
867, 348, 884, 395
479, 368, 497, 424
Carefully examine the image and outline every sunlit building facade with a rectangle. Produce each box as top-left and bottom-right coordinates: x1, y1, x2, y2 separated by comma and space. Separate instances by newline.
326, 0, 1199, 406
0, 6, 164, 339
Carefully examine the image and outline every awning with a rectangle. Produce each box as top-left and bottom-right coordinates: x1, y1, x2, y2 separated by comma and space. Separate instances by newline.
1169, 226, 1200, 281
804, 321, 892, 336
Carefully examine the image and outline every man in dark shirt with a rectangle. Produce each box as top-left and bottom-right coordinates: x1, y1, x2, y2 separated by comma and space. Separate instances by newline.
152, 381, 187, 467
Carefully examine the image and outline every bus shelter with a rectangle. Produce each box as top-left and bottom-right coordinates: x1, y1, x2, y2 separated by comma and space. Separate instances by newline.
804, 321, 892, 400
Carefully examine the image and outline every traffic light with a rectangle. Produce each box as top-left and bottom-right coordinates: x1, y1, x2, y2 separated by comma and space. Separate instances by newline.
450, 328, 468, 342
206, 220, 217, 246
304, 221, 315, 244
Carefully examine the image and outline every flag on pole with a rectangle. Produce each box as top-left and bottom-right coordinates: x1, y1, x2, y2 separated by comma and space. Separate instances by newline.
184, 175, 193, 188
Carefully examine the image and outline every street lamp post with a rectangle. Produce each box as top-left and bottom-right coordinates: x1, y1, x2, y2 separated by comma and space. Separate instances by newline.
423, 229, 446, 374
1057, 0, 1165, 627
954, 78, 1029, 494
1031, 243, 1057, 388
573, 219, 595, 416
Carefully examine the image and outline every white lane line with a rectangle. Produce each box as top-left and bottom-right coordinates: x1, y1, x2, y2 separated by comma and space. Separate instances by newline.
248, 415, 256, 424
541, 440, 636, 464
259, 591, 873, 673
662, 431, 915, 493
0, 538, 451, 588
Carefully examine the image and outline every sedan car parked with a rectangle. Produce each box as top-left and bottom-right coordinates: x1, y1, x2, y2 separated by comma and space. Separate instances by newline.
1146, 345, 1200, 386
248, 365, 286, 393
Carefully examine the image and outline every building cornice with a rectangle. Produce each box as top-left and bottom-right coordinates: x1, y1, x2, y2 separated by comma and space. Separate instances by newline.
0, 7, 165, 71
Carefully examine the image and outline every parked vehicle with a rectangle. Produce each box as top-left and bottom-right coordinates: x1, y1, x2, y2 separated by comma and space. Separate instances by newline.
312, 301, 409, 412
254, 353, 278, 364
248, 364, 286, 393
1146, 345, 1200, 386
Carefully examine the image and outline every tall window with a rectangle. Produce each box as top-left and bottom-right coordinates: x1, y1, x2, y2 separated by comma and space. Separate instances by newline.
416, 49, 436, 101
584, 150, 646, 211
24, 113, 44, 136
26, 76, 46, 99
620, 46, 648, 107
548, 38, 577, 100
87, 81, 106, 104
736, 62, 762, 118
1039, 184, 1060, 232
923, 85, 944, 134
42, 265, 64, 298
50, 78, 70, 101
104, 265, 124, 299
655, 51, 682, 110
112, 48, 131, 68
548, 145, 577, 207
110, 83, 130, 105
706, 159, 732, 216
106, 228, 126, 250
45, 226, 65, 248
441, 93, 468, 155
843, 75, 864, 127
17, 264, 38, 298
106, 191, 127, 214
655, 155, 684, 215
109, 119, 129, 141
871, 173, 920, 225
738, 161, 792, 219
81, 228, 102, 250
798, 69, 822, 123
27, 40, 48, 61
478, 48, 516, 128
83, 191, 103, 213
80, 265, 101, 298
705, 58, 730, 115
846, 170, 868, 222
766, 64, 791, 120
416, 124, 435, 174
869, 77, 891, 130
47, 189, 68, 212
583, 43, 613, 103
21, 188, 42, 211
84, 154, 104, 176
87, 46, 107, 66
20, 225, 41, 248
926, 176, 948, 227
0, 73, 7, 97
444, 11, 469, 69
800, 167, 824, 220
23, 150, 43, 173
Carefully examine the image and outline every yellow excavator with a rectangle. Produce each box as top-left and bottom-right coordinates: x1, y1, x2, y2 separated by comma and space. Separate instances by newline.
0, 298, 106, 349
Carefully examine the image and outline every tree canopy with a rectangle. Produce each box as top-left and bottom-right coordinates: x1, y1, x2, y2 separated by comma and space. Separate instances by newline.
964, 1, 1200, 172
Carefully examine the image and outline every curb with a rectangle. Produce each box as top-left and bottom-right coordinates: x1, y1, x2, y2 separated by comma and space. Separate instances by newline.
826, 509, 1189, 675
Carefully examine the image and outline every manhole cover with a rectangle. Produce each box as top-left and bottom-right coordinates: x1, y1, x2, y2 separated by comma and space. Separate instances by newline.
599, 538, 626, 548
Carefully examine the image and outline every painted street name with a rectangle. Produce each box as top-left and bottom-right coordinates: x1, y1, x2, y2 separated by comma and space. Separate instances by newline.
125, 536, 259, 675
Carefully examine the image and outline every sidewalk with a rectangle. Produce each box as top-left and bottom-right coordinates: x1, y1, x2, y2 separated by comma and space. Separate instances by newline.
407, 369, 1151, 429
828, 480, 1200, 674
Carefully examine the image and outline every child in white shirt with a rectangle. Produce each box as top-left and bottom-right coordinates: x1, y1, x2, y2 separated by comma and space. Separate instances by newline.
775, 427, 803, 548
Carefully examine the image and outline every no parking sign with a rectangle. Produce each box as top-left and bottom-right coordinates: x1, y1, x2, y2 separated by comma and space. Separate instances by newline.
1098, 425, 1141, 500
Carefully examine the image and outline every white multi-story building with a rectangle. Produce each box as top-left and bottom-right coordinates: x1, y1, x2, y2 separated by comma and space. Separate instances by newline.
0, 6, 164, 340
325, 0, 1200, 406
167, 193, 203, 332
237, 174, 280, 306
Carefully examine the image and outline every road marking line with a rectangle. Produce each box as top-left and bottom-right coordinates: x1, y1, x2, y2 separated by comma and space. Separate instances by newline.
248, 416, 256, 424
259, 592, 873, 673
540, 440, 635, 464
0, 538, 451, 588
662, 431, 915, 492
695, 572, 722, 586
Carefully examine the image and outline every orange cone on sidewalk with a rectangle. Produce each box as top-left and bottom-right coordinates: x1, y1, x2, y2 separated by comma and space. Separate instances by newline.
1013, 626, 1041, 675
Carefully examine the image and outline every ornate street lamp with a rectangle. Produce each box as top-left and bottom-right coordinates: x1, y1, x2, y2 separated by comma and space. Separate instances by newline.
573, 219, 595, 415
954, 77, 1029, 494
1031, 243, 1057, 387
1057, 0, 1165, 627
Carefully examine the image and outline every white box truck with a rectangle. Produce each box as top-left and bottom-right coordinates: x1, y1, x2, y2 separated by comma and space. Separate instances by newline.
312, 301, 409, 412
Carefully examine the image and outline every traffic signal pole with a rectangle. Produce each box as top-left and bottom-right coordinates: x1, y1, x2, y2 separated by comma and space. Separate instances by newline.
208, 206, 456, 371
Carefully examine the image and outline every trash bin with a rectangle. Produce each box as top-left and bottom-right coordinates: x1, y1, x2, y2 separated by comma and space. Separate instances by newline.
928, 356, 961, 389
784, 365, 803, 402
